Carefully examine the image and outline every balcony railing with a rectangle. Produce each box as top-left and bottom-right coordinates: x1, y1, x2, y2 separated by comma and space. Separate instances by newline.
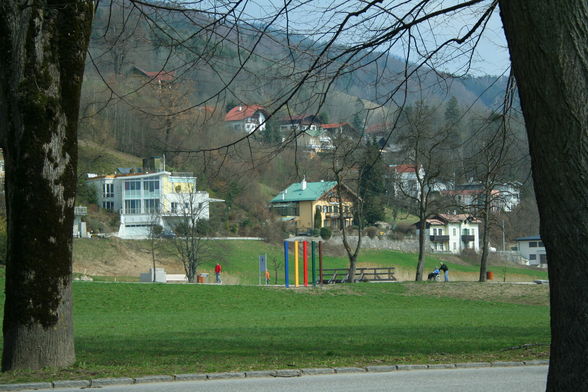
429, 235, 449, 242
462, 235, 475, 242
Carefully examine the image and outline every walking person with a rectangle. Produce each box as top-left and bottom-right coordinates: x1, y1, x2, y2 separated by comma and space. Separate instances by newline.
440, 262, 449, 282
265, 270, 271, 285
215, 263, 222, 284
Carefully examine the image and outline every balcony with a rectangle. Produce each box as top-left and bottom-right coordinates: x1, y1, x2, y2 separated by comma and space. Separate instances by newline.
429, 235, 449, 242
462, 235, 475, 242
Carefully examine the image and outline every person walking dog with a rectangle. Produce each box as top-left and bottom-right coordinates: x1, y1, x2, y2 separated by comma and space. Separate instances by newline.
440, 262, 449, 282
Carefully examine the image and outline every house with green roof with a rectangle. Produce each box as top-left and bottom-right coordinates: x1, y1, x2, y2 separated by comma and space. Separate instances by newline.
270, 178, 355, 232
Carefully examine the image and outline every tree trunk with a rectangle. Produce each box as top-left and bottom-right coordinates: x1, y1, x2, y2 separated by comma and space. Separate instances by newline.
479, 199, 491, 282
0, 1, 93, 371
499, 2, 588, 390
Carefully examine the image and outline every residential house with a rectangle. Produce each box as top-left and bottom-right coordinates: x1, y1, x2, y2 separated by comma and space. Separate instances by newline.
87, 157, 222, 239
388, 164, 424, 198
279, 114, 321, 133
270, 179, 355, 232
515, 235, 547, 267
416, 213, 480, 254
131, 66, 175, 85
298, 128, 334, 152
441, 183, 520, 212
224, 105, 269, 134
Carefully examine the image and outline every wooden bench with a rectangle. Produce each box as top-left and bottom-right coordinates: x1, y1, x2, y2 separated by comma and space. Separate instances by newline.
322, 267, 396, 283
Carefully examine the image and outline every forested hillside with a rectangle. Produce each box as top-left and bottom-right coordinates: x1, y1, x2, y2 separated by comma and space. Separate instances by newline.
76, 1, 537, 245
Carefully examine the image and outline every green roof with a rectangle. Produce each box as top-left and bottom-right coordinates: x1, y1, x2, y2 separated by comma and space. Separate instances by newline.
271, 181, 337, 203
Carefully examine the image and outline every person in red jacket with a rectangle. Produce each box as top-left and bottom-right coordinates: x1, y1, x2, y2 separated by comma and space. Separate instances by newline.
215, 263, 222, 284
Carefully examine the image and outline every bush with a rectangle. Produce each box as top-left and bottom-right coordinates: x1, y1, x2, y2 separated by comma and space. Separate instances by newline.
366, 226, 378, 239
320, 227, 332, 240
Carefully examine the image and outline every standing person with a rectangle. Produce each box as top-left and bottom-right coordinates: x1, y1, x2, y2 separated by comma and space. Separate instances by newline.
215, 263, 222, 284
440, 262, 449, 282
265, 270, 271, 285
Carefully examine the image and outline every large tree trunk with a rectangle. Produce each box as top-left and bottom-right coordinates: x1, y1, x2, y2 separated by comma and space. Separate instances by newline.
0, 1, 93, 371
499, 2, 588, 390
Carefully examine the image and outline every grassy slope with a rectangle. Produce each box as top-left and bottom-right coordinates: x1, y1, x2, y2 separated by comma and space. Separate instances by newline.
73, 239, 549, 284
0, 278, 549, 383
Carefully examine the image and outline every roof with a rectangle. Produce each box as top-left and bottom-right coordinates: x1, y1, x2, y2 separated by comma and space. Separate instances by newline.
133, 66, 175, 82
224, 105, 268, 122
390, 164, 418, 173
271, 180, 337, 203
365, 123, 393, 134
87, 171, 172, 181
321, 122, 348, 129
421, 214, 481, 226
515, 235, 542, 242
280, 114, 321, 124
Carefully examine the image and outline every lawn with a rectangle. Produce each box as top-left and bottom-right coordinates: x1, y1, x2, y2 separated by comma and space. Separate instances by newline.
0, 279, 550, 384
73, 239, 549, 285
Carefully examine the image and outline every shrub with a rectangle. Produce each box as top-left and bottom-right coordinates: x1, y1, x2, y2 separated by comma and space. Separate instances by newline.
320, 227, 332, 240
366, 226, 378, 239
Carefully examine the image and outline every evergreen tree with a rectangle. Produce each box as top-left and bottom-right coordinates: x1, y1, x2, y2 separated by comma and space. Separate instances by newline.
359, 141, 386, 225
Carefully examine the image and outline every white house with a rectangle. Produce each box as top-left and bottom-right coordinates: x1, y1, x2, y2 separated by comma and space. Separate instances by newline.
417, 213, 480, 254
388, 164, 425, 198
515, 235, 547, 267
224, 105, 269, 134
87, 167, 222, 239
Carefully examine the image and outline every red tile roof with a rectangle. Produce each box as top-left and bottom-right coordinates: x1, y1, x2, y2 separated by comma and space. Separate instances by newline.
224, 105, 267, 122
133, 66, 175, 82
321, 122, 349, 129
391, 164, 417, 173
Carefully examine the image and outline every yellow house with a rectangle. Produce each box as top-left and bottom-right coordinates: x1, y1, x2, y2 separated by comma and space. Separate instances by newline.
270, 179, 355, 232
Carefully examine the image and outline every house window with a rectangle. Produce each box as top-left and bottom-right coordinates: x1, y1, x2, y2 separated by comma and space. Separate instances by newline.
144, 199, 160, 214
124, 180, 141, 198
452, 242, 456, 250
102, 201, 114, 211
529, 254, 537, 260
143, 179, 160, 196
102, 183, 114, 198
539, 241, 544, 247
529, 241, 538, 248
171, 202, 179, 213
453, 228, 456, 236
462, 228, 469, 235
124, 199, 141, 214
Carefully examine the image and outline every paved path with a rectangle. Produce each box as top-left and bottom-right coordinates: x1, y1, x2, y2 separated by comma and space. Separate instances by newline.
23, 366, 547, 392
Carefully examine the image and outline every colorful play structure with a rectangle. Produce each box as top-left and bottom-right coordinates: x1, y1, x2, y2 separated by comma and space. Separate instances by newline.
282, 240, 397, 287
283, 240, 323, 288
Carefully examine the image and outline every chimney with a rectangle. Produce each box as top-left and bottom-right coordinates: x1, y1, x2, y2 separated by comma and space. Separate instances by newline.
301, 177, 307, 190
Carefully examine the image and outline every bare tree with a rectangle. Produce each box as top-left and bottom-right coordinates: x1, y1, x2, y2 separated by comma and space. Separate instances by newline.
394, 102, 452, 281
168, 189, 212, 283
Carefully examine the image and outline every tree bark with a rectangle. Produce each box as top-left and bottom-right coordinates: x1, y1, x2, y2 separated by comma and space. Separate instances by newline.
0, 0, 93, 371
499, 2, 588, 390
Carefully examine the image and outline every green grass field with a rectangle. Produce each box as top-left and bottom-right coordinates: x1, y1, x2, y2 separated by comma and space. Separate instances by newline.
74, 239, 547, 285
0, 277, 550, 384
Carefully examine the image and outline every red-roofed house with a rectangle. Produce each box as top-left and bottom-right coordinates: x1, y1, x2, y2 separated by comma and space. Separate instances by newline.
388, 164, 425, 198
416, 213, 480, 254
132, 66, 175, 84
224, 105, 269, 133
321, 122, 357, 136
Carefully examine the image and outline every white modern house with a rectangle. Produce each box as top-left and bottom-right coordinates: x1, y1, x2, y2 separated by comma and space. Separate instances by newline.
389, 164, 425, 198
87, 162, 222, 239
515, 235, 547, 267
416, 213, 481, 254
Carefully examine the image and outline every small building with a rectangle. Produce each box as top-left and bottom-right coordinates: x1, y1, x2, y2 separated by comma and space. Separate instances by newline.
388, 164, 425, 198
416, 213, 480, 254
87, 159, 222, 239
270, 179, 356, 233
224, 105, 269, 133
515, 235, 547, 267
279, 114, 321, 133
131, 66, 175, 85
